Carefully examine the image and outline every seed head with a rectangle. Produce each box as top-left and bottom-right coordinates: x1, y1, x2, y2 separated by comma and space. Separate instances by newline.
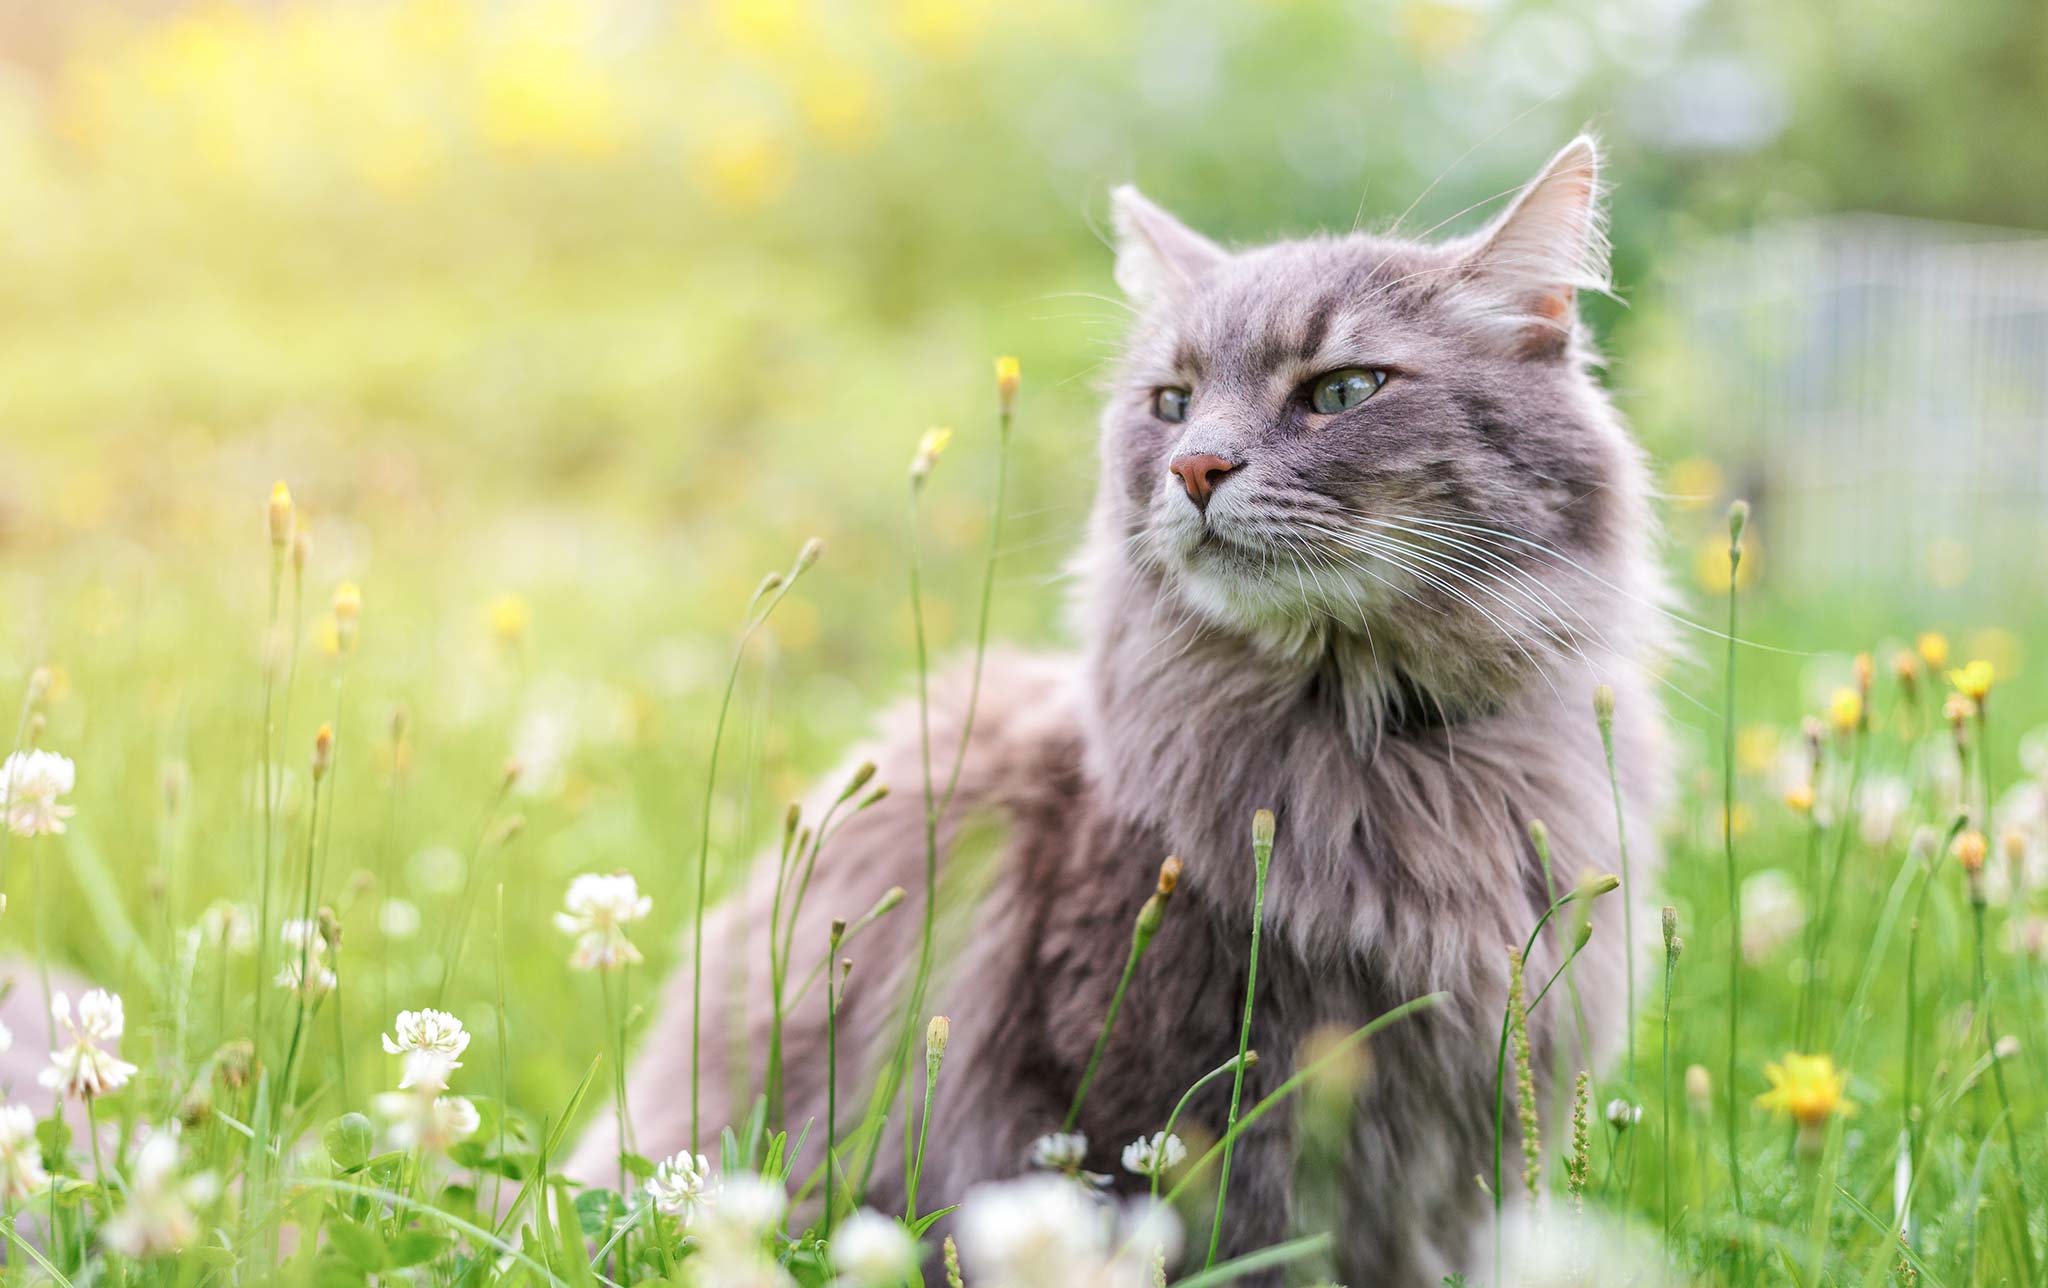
268, 481, 295, 549
995, 355, 1022, 417
1892, 650, 1919, 689
1945, 693, 1976, 729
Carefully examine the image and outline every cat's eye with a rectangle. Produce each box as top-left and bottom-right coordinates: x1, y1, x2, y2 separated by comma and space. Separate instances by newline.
1307, 368, 1388, 415
1153, 387, 1192, 423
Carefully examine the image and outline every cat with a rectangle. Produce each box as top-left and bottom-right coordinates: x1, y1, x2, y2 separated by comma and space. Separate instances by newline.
573, 135, 1670, 1283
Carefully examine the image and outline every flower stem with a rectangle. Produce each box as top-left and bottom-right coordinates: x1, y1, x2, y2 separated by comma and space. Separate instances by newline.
1206, 810, 1274, 1270
1720, 503, 1748, 1225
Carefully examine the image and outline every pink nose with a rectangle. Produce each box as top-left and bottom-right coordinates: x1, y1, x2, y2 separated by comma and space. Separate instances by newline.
1169, 453, 1238, 509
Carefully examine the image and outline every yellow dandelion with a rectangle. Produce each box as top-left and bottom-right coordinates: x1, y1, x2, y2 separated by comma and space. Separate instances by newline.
268, 481, 295, 549
995, 355, 1021, 418
1917, 632, 1950, 671
1783, 783, 1815, 815
1757, 1052, 1855, 1142
488, 593, 531, 647
1736, 724, 1779, 776
1949, 659, 1994, 703
1827, 687, 1862, 736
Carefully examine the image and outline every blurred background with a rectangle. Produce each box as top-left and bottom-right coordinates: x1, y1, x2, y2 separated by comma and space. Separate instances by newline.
0, 0, 2043, 1108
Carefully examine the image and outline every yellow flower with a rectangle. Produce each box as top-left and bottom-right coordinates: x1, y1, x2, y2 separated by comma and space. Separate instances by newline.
1736, 724, 1778, 776
332, 582, 362, 654
1783, 783, 1814, 815
1953, 829, 1988, 874
1827, 687, 1862, 736
1917, 632, 1950, 671
1949, 659, 1994, 702
1756, 1052, 1855, 1129
909, 427, 953, 485
994, 355, 1021, 418
268, 481, 294, 549
488, 593, 531, 646
1663, 456, 1725, 512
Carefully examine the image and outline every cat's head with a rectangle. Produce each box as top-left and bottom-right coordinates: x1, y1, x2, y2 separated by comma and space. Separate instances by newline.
1093, 136, 1653, 709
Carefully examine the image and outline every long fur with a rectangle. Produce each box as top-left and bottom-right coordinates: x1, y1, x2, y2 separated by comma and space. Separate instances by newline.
578, 137, 1671, 1283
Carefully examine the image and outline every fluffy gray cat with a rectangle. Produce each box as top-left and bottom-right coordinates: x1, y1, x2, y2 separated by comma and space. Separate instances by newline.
576, 135, 1670, 1282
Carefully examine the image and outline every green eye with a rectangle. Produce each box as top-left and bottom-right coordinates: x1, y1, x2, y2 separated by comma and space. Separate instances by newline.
1308, 368, 1387, 415
1154, 387, 1191, 423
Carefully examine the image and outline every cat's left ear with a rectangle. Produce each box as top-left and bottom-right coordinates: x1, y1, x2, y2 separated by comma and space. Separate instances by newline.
1111, 185, 1227, 307
1451, 135, 1609, 350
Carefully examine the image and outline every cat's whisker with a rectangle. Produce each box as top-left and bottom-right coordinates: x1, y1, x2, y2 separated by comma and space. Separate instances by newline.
1396, 514, 1813, 657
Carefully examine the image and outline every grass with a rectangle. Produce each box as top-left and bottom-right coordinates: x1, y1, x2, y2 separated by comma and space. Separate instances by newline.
1, 342, 2046, 1286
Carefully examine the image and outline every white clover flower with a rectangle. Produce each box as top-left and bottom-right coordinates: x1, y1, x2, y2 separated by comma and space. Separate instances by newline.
646, 1150, 715, 1224
40, 989, 138, 1100
1856, 775, 1912, 848
830, 1209, 916, 1285
197, 900, 256, 954
1026, 1130, 1088, 1172
275, 920, 337, 997
0, 1103, 48, 1200
1605, 1099, 1643, 1130
555, 873, 652, 971
103, 1132, 215, 1257
0, 750, 76, 837
1118, 1132, 1186, 1179
373, 1086, 480, 1152
382, 1008, 470, 1086
706, 1173, 786, 1239
956, 1175, 1097, 1279
1738, 869, 1805, 965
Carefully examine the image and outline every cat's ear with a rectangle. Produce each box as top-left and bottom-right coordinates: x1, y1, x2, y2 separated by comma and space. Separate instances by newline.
1111, 185, 1226, 306
1452, 135, 1609, 349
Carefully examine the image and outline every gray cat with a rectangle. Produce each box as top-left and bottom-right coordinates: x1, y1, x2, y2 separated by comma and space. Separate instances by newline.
577, 136, 1670, 1283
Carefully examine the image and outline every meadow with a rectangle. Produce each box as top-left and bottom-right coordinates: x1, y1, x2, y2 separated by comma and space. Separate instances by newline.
2, 1, 2046, 1285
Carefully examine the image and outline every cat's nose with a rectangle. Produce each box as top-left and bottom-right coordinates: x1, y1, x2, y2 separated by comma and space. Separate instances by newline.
1169, 453, 1240, 510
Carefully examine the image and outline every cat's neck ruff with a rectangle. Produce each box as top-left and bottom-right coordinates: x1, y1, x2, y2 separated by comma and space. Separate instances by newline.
1072, 541, 1635, 980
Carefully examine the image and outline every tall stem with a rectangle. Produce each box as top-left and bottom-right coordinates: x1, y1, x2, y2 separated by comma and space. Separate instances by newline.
1206, 811, 1274, 1269
1720, 503, 1748, 1223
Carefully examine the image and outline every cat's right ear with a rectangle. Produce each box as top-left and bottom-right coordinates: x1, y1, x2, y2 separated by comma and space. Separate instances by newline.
1111, 186, 1225, 306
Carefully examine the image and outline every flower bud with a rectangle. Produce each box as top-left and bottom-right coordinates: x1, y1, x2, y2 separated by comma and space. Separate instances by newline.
268, 481, 295, 549
909, 427, 953, 485
1575, 872, 1621, 900
1252, 808, 1275, 849
1684, 1064, 1712, 1117
1591, 684, 1615, 729
311, 724, 334, 782
1661, 905, 1678, 952
1727, 499, 1749, 545
794, 537, 824, 574
332, 581, 362, 653
1156, 855, 1183, 897
926, 1015, 951, 1060
995, 355, 1022, 418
